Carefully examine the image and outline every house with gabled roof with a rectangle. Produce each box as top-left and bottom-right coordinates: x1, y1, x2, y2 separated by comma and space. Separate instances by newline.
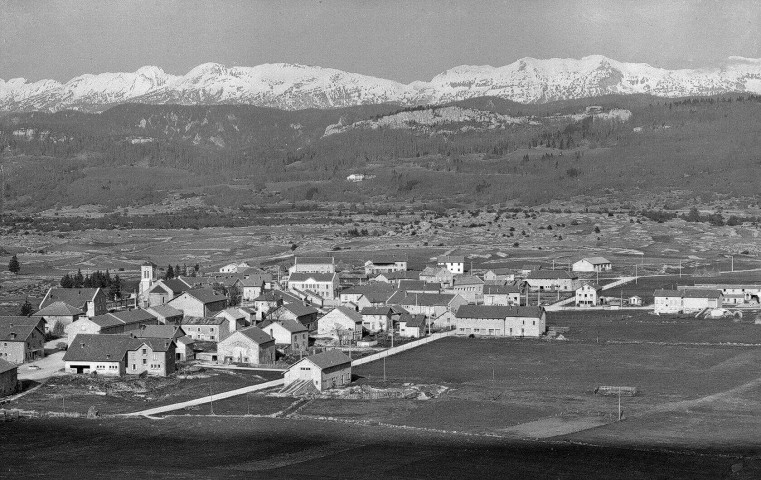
0, 318, 45, 364
142, 277, 193, 307
215, 307, 247, 332
653, 288, 723, 314
179, 316, 230, 342
131, 324, 186, 341
146, 304, 184, 325
419, 265, 455, 286
455, 305, 546, 337
437, 255, 465, 274
483, 284, 522, 306
217, 326, 275, 365
288, 257, 336, 275
364, 255, 408, 275
372, 270, 421, 283
398, 280, 440, 294
283, 350, 351, 392
39, 287, 107, 318
64, 309, 158, 345
317, 306, 364, 343
287, 272, 339, 301
0, 358, 18, 397
219, 262, 251, 273
261, 319, 308, 351
235, 273, 273, 301
32, 301, 83, 333
448, 275, 485, 303
525, 270, 579, 292
572, 257, 612, 272
483, 268, 516, 282
387, 291, 467, 318
575, 282, 602, 307
64, 334, 176, 377
360, 306, 394, 333
167, 288, 228, 318
398, 314, 427, 338
269, 302, 319, 332
339, 284, 397, 309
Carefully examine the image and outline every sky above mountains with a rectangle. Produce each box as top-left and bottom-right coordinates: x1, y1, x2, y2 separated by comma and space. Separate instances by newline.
2, 0, 761, 84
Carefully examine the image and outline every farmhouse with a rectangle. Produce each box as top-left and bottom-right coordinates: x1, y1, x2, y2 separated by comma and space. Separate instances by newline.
572, 257, 612, 272
270, 302, 320, 331
142, 278, 193, 307
455, 305, 546, 337
419, 265, 455, 286
64, 334, 176, 377
449, 275, 484, 303
287, 272, 339, 300
180, 316, 230, 342
167, 288, 228, 318
483, 268, 515, 282
387, 291, 468, 318
0, 319, 45, 364
525, 270, 579, 292
575, 283, 602, 307
39, 287, 107, 318
288, 257, 336, 275
364, 255, 408, 275
217, 327, 275, 365
65, 309, 159, 345
235, 274, 273, 301
398, 314, 427, 338
653, 289, 724, 314
283, 350, 352, 392
0, 358, 18, 397
214, 308, 247, 332
261, 319, 308, 351
317, 306, 364, 342
32, 301, 83, 333
146, 304, 184, 325
360, 306, 393, 333
482, 284, 522, 306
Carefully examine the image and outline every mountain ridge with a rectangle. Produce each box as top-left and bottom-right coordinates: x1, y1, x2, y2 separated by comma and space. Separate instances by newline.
3, 55, 761, 112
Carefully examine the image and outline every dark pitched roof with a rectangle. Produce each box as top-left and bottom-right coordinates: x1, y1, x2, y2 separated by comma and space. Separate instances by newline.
282, 303, 318, 317
132, 337, 175, 352
681, 289, 722, 299
361, 306, 393, 316
40, 288, 101, 310
133, 325, 185, 339
398, 280, 438, 291
112, 309, 157, 324
485, 267, 514, 275
288, 272, 336, 283
323, 306, 363, 323
236, 326, 274, 344
185, 288, 228, 304
0, 323, 37, 342
146, 304, 184, 319
654, 289, 683, 297
63, 334, 132, 362
455, 305, 544, 319
388, 292, 458, 307
300, 349, 351, 369
526, 270, 577, 280
237, 274, 271, 287
147, 284, 171, 295
483, 284, 521, 294
162, 278, 192, 292
0, 316, 44, 326
580, 256, 611, 265
453, 275, 484, 286
88, 314, 126, 328
266, 318, 308, 333
399, 314, 426, 328
0, 358, 17, 375
33, 301, 83, 317
216, 307, 246, 320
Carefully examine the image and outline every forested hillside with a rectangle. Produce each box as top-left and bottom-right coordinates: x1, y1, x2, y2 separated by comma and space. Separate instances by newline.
1, 94, 760, 211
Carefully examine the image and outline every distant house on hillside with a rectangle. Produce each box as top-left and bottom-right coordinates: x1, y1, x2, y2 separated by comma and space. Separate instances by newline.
39, 288, 107, 318
572, 257, 612, 273
437, 255, 465, 275
364, 255, 408, 275
525, 270, 579, 292
219, 262, 251, 273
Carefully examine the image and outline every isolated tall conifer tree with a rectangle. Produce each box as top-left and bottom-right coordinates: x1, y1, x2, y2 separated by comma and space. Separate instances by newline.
8, 254, 20, 274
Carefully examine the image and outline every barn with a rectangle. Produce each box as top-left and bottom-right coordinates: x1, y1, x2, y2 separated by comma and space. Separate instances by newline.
283, 350, 352, 392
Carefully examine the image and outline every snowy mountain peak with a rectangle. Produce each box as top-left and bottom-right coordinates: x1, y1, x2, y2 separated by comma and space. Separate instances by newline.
3, 56, 761, 112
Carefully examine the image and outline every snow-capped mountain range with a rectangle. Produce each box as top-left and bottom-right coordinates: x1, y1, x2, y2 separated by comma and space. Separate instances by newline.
3, 55, 761, 113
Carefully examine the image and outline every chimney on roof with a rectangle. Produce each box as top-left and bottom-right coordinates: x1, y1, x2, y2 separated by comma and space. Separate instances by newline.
80, 342, 85, 348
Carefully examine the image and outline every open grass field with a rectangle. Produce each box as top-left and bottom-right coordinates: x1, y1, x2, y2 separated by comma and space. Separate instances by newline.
1, 416, 758, 479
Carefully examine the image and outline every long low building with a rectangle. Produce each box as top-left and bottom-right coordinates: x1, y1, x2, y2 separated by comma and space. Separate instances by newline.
653, 289, 723, 314
455, 305, 546, 337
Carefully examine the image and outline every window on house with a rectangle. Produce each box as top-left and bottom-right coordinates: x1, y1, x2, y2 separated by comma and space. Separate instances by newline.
142, 349, 147, 354
142, 359, 147, 365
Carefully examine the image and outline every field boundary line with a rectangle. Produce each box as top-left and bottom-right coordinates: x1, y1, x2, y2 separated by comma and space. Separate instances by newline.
351, 330, 457, 366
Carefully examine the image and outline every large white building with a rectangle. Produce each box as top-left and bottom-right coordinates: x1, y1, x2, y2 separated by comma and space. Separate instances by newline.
653, 289, 723, 314
575, 283, 602, 307
287, 272, 339, 300
437, 255, 465, 274
288, 257, 336, 275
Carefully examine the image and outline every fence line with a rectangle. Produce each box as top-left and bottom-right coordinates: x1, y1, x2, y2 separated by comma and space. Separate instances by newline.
351, 330, 456, 366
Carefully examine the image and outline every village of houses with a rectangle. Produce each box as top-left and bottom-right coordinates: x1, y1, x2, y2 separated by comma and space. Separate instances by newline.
1, 252, 759, 403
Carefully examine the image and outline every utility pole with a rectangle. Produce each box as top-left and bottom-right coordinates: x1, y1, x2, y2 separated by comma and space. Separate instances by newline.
679, 259, 682, 278
383, 356, 387, 382
635, 264, 638, 285
731, 255, 734, 272
209, 385, 214, 415
618, 389, 622, 421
